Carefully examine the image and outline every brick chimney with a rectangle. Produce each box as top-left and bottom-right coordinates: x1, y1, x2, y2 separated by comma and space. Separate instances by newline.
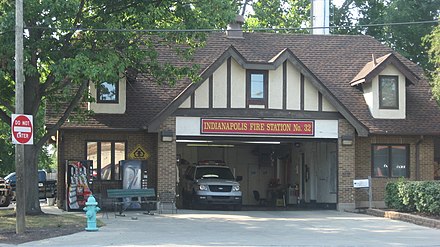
226, 15, 245, 39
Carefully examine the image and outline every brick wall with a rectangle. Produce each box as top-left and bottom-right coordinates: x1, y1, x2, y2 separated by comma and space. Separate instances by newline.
157, 117, 177, 194
355, 135, 435, 208
337, 119, 356, 210
56, 129, 157, 209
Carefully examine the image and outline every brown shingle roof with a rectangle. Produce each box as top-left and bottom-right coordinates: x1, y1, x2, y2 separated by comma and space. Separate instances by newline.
46, 32, 440, 136
350, 53, 392, 85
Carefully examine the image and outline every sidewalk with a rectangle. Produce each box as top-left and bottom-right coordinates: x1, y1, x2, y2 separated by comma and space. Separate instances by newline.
10, 207, 440, 247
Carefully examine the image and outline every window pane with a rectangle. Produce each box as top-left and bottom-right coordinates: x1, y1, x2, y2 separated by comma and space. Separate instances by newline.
101, 142, 112, 180
99, 81, 117, 102
373, 145, 389, 177
380, 76, 398, 108
86, 142, 98, 178
250, 74, 264, 99
391, 146, 407, 177
114, 142, 126, 180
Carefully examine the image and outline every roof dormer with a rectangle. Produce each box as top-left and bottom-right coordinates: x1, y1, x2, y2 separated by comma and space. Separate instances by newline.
88, 75, 127, 114
350, 53, 419, 119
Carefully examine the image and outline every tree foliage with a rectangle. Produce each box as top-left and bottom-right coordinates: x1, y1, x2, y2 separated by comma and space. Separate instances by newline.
426, 24, 440, 99
331, 0, 440, 72
0, 0, 237, 213
243, 0, 311, 33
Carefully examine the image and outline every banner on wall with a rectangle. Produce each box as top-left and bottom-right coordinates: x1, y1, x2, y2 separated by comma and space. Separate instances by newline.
201, 118, 315, 136
66, 160, 93, 211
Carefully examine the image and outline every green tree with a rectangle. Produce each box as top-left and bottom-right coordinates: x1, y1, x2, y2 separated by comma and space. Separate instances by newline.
426, 24, 440, 99
244, 0, 311, 33
0, 121, 14, 177
0, 0, 237, 214
331, 0, 439, 71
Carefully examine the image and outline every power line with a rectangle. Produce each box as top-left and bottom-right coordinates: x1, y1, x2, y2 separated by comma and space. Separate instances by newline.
17, 19, 438, 33
0, 19, 437, 36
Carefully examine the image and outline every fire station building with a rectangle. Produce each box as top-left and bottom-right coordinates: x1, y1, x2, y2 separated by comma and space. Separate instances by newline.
47, 28, 440, 211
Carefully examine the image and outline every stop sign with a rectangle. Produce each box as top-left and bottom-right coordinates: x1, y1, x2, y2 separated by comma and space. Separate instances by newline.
11, 114, 33, 145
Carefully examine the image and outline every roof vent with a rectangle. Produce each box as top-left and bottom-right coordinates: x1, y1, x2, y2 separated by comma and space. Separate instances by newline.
226, 15, 245, 39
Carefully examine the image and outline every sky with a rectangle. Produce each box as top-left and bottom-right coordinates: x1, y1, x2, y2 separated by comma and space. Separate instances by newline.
332, 0, 344, 8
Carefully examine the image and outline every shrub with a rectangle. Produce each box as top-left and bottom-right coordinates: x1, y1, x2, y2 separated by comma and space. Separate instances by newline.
385, 179, 440, 216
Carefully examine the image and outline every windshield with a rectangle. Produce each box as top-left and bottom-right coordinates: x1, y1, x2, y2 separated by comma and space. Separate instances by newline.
195, 167, 234, 180
4, 172, 15, 182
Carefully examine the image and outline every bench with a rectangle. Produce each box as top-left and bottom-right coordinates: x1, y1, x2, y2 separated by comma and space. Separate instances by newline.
107, 188, 157, 217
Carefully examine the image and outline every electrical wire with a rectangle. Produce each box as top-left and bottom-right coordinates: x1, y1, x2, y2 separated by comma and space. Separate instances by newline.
18, 19, 439, 33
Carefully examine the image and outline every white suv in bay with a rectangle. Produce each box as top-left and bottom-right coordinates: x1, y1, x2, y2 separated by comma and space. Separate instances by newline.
179, 161, 242, 210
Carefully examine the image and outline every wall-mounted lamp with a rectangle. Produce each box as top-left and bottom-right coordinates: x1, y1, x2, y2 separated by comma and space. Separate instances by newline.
161, 130, 174, 142
341, 135, 353, 146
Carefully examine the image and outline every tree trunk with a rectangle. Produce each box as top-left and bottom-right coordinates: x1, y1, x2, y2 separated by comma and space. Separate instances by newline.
24, 145, 42, 215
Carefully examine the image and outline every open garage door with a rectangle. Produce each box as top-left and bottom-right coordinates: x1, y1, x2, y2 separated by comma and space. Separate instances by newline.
176, 139, 337, 209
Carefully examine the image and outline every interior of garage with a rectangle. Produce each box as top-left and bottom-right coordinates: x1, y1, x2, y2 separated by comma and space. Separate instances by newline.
176, 139, 337, 209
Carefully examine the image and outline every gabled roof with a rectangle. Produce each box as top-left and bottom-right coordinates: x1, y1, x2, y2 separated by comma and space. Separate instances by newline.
46, 32, 440, 136
147, 45, 368, 136
350, 53, 420, 86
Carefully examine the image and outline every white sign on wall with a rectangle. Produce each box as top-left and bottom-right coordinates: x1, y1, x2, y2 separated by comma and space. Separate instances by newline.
353, 179, 369, 188
176, 117, 338, 139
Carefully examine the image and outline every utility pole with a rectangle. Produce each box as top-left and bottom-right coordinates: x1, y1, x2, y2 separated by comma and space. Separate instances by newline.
15, 0, 26, 234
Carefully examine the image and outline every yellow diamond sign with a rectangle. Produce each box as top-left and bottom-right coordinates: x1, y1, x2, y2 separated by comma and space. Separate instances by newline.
128, 144, 150, 160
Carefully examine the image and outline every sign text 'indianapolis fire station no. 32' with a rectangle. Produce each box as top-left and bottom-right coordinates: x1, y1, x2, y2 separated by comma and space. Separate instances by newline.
201, 118, 314, 136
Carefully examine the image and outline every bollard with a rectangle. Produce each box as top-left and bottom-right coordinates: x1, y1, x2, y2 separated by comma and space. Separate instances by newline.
83, 195, 101, 231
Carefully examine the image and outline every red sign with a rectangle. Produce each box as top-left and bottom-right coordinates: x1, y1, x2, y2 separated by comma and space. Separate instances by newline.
201, 119, 314, 136
11, 114, 33, 145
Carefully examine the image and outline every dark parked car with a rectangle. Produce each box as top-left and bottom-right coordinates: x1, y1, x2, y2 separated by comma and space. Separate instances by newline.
0, 177, 12, 207
5, 170, 57, 200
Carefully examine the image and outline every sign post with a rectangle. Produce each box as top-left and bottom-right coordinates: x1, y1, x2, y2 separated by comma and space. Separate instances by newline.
14, 0, 25, 235
353, 177, 373, 209
11, 114, 33, 145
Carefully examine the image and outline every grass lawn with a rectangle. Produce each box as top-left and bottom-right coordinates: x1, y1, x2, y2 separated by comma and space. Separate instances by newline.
0, 208, 104, 244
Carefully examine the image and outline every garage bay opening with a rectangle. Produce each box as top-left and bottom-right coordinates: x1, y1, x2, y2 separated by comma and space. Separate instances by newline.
176, 140, 337, 210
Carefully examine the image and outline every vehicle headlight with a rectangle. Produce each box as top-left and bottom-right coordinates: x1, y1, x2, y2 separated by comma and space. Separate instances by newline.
232, 185, 240, 192
198, 184, 208, 191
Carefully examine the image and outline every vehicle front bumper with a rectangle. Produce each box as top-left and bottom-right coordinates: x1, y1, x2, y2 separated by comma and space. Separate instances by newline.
193, 194, 242, 205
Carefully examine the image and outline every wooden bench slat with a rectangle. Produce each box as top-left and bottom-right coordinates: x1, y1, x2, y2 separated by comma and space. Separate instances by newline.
107, 188, 156, 198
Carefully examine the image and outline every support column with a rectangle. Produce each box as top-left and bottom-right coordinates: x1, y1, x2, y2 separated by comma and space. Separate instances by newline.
157, 117, 177, 194
337, 119, 356, 211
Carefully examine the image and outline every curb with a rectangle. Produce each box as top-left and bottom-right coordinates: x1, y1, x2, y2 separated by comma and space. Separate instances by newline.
365, 208, 440, 229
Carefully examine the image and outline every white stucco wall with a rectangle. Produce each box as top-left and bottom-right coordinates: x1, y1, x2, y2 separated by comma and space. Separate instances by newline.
304, 77, 319, 111
286, 62, 301, 110
213, 62, 227, 108
179, 97, 191, 108
231, 59, 246, 108
194, 79, 209, 108
268, 66, 283, 109
322, 97, 337, 112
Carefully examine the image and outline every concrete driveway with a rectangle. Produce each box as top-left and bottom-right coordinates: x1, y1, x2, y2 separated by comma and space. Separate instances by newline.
10, 208, 440, 246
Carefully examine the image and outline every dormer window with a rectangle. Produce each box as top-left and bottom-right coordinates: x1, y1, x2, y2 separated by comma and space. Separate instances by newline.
247, 70, 267, 107
379, 75, 398, 109
97, 81, 119, 103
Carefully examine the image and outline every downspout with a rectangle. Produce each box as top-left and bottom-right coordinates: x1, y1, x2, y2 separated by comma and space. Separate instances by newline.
415, 136, 424, 180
